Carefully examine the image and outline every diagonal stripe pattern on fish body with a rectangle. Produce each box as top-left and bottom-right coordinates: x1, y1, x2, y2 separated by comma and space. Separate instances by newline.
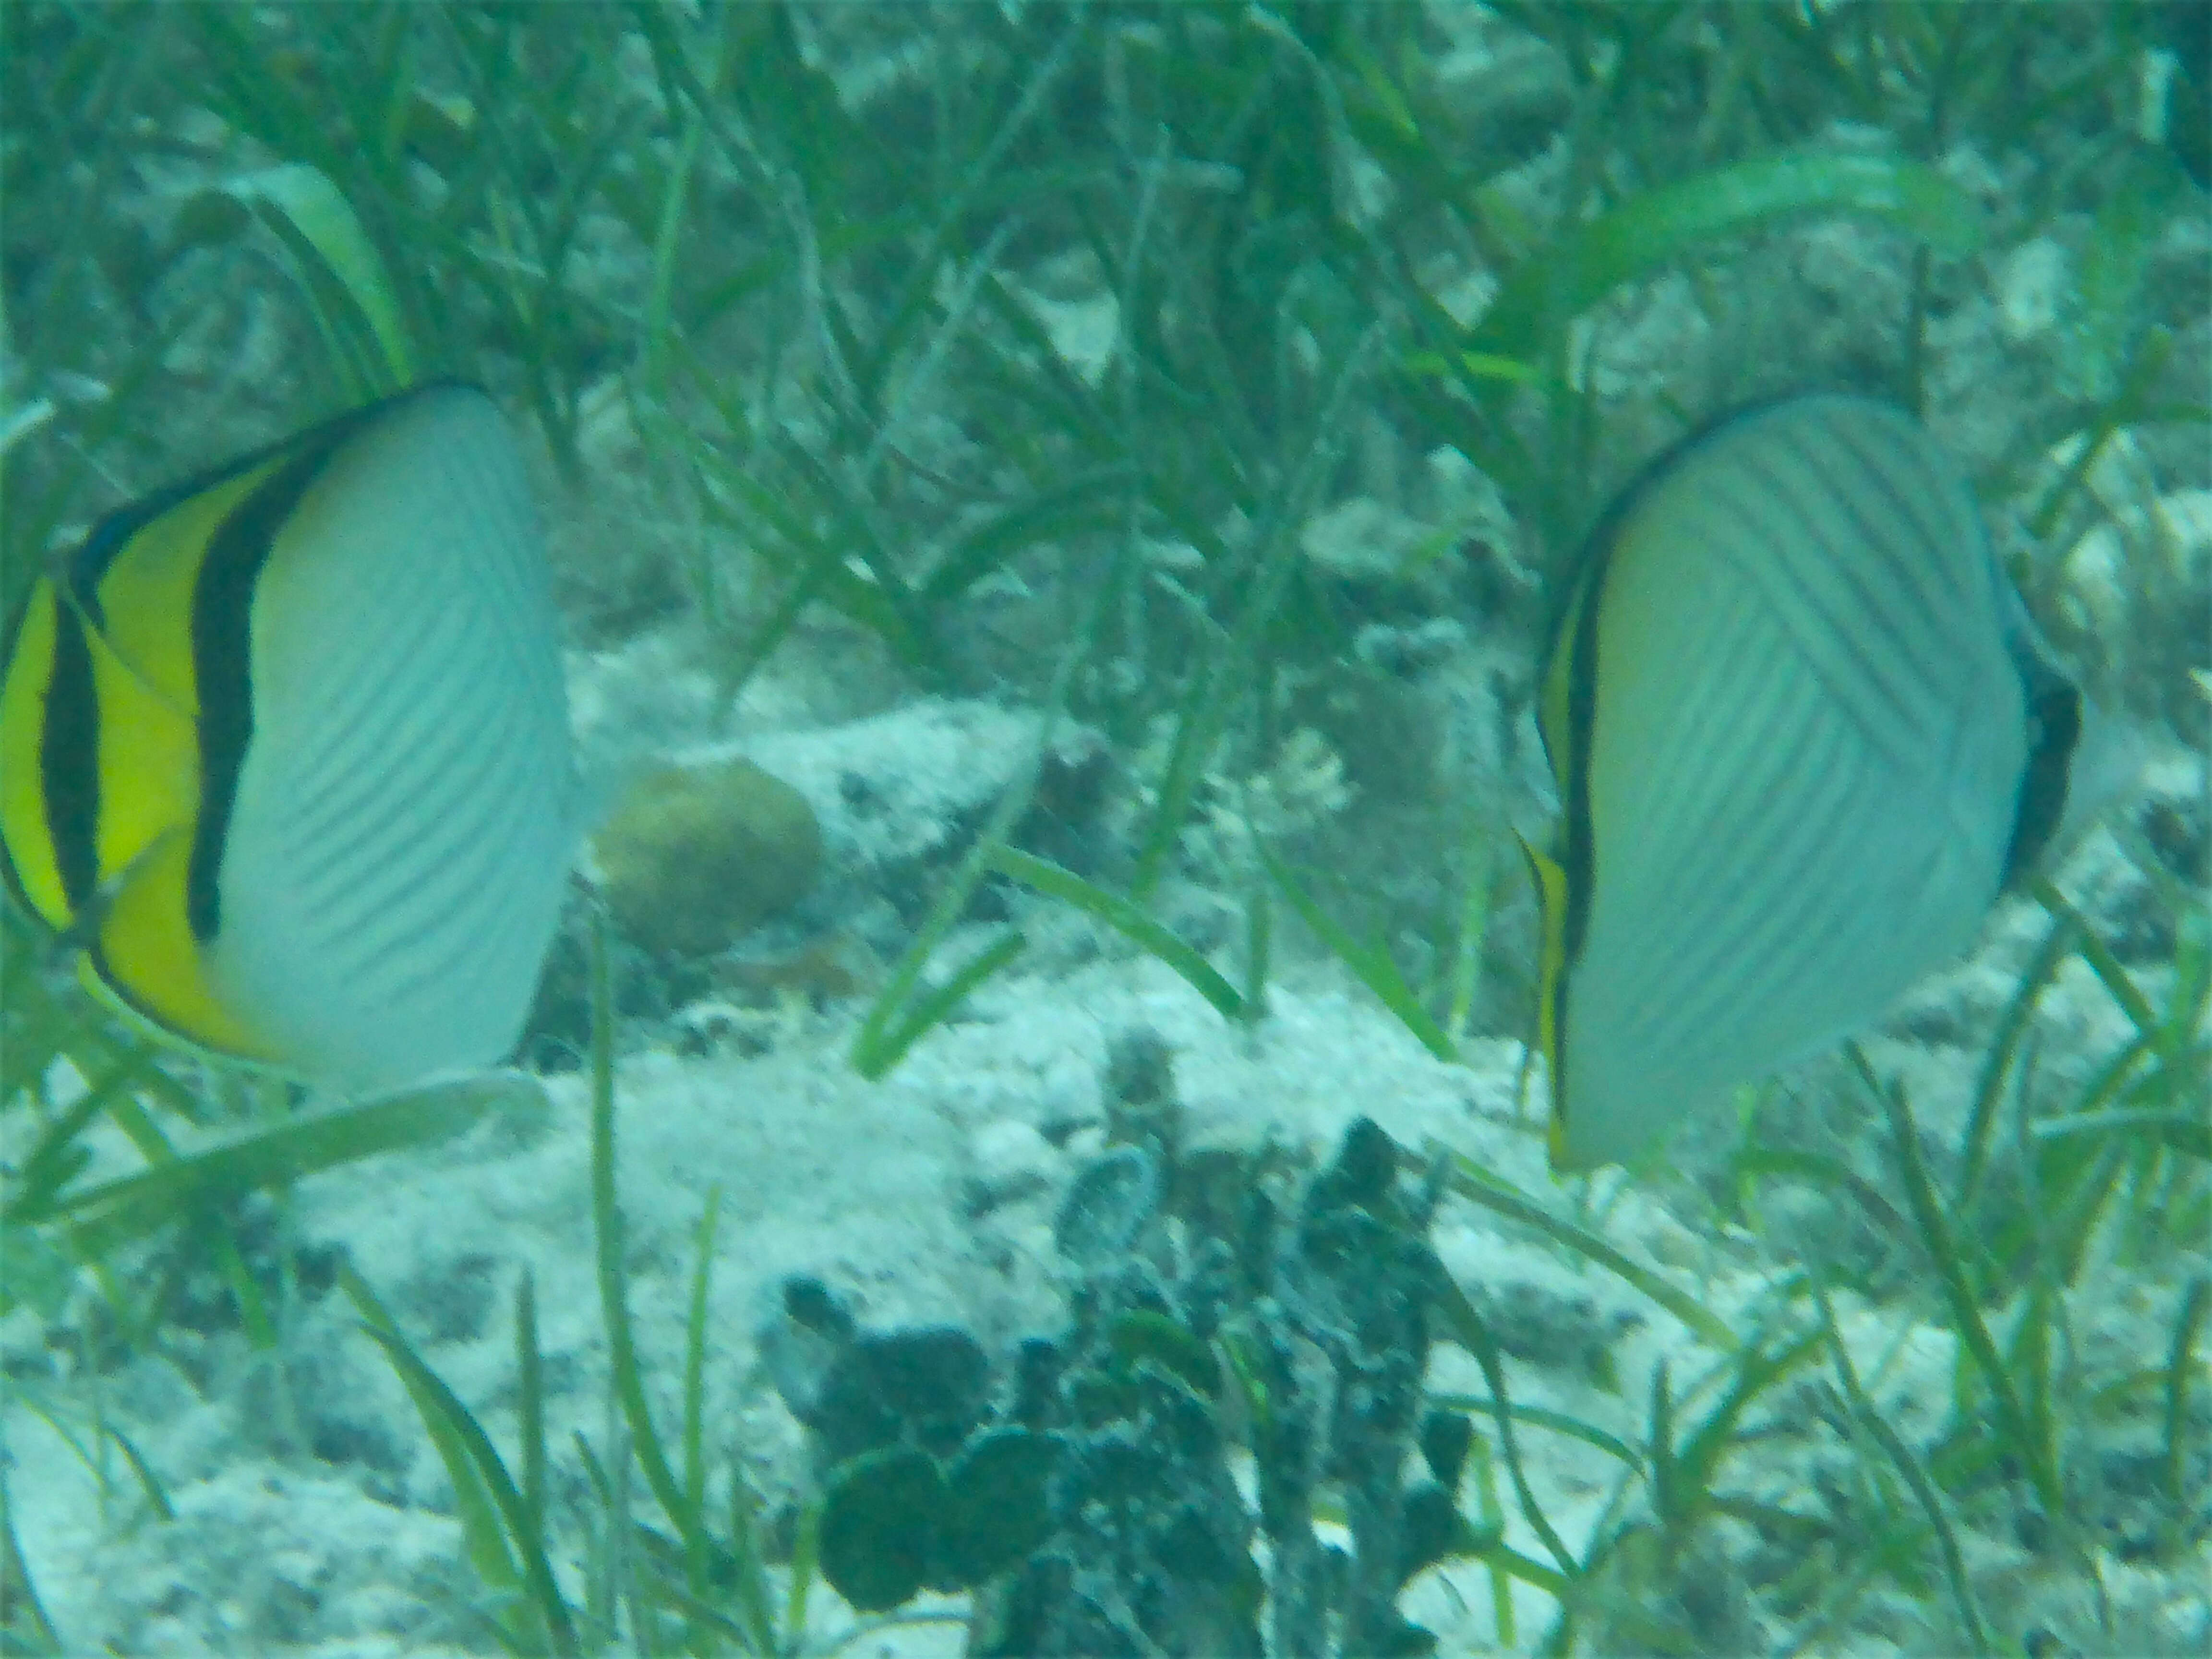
1520, 394, 2092, 1172
0, 383, 579, 1094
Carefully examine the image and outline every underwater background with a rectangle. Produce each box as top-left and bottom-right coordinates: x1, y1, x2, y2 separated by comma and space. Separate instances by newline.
1, 3, 2207, 1655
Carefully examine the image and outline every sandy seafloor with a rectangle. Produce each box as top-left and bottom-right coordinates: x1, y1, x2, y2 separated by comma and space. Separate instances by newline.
7, 660, 2209, 1655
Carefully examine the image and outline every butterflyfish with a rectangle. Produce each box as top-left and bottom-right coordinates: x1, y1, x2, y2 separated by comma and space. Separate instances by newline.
0, 383, 577, 1094
1522, 393, 2089, 1172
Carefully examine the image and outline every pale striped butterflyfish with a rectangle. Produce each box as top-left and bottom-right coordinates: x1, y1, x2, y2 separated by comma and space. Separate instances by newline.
1522, 393, 2088, 1172
0, 383, 577, 1094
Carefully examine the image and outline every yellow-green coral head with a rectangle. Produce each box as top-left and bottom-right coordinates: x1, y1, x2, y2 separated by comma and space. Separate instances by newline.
0, 384, 577, 1093
1527, 394, 2088, 1172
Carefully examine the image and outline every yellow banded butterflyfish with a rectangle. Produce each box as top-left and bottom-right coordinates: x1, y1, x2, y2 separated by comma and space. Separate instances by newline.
0, 383, 577, 1094
1522, 393, 2087, 1172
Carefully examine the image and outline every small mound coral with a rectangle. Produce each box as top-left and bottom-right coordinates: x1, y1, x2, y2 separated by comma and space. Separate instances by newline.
593, 758, 824, 961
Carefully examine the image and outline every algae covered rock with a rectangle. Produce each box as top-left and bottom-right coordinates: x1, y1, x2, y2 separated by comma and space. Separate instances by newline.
593, 757, 823, 960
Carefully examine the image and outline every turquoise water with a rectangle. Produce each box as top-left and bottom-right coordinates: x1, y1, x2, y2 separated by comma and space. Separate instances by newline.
1, 5, 2206, 1654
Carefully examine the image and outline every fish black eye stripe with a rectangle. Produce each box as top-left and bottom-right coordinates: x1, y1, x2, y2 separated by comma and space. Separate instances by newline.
1546, 517, 1621, 1119
41, 599, 103, 917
